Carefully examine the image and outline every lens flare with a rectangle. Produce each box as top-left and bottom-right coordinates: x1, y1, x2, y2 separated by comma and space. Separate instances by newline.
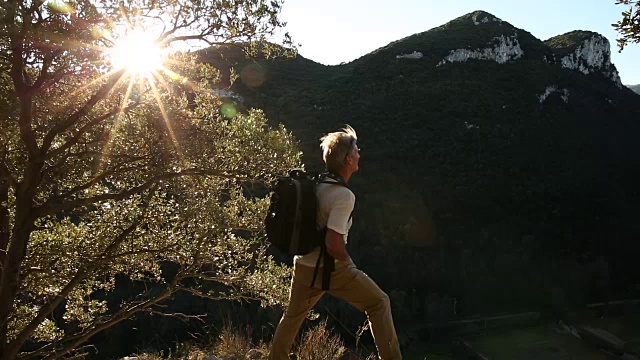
46, 0, 73, 14
108, 30, 165, 74
221, 103, 238, 118
240, 64, 266, 88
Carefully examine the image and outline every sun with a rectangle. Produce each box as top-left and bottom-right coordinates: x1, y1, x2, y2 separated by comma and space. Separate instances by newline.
107, 30, 165, 74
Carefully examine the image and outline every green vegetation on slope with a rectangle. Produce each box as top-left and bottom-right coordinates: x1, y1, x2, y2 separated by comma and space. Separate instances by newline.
203, 6, 640, 330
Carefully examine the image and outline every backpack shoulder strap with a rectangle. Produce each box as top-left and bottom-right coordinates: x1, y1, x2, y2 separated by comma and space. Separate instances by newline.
310, 228, 335, 291
319, 172, 349, 189
310, 173, 353, 291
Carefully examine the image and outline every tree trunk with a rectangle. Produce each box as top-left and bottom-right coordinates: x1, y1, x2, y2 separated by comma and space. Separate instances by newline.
0, 215, 35, 360
0, 176, 9, 284
0, 161, 40, 360
0, 175, 9, 357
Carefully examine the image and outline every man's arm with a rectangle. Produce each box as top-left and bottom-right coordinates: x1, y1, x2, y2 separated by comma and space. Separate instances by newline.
325, 228, 350, 261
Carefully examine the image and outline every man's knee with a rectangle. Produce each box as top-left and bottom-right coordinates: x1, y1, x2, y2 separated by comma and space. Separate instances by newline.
367, 291, 390, 313
380, 291, 390, 308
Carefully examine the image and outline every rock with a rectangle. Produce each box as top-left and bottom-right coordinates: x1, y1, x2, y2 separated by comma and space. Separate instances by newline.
577, 326, 625, 354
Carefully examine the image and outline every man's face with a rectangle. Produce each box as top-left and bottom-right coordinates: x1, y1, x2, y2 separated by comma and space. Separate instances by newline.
346, 141, 360, 172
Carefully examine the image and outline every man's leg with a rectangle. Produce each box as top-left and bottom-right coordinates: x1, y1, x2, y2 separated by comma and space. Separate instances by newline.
329, 261, 402, 360
269, 264, 324, 360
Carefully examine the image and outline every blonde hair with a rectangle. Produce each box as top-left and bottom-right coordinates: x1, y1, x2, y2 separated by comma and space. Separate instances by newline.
319, 125, 358, 174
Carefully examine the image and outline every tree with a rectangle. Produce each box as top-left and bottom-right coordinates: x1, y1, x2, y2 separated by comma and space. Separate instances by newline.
613, 0, 640, 50
0, 1, 300, 359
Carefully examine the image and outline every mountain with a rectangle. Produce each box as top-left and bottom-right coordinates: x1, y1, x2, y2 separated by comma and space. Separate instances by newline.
200, 10, 640, 318
628, 84, 640, 94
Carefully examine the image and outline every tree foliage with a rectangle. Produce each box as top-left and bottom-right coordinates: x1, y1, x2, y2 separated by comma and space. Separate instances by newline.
0, 1, 299, 359
613, 0, 640, 50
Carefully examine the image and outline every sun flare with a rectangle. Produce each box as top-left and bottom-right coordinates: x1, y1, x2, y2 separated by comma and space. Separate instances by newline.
97, 24, 189, 171
108, 30, 165, 74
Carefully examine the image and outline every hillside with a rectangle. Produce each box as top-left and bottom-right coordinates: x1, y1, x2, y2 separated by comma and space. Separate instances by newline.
629, 84, 640, 94
200, 10, 640, 319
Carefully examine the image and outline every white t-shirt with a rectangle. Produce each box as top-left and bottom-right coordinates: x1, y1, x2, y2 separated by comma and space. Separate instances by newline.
294, 179, 355, 267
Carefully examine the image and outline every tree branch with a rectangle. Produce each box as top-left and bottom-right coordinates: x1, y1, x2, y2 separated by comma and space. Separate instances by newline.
45, 99, 143, 160
175, 285, 256, 303
157, 13, 199, 42
103, 244, 180, 262
8, 7, 39, 159
39, 154, 149, 207
19, 282, 176, 360
8, 268, 89, 354
51, 163, 143, 202
40, 69, 126, 154
143, 308, 206, 323
8, 220, 143, 354
0, 161, 17, 189
162, 36, 230, 46
34, 169, 245, 217
8, 190, 156, 354
27, 50, 64, 95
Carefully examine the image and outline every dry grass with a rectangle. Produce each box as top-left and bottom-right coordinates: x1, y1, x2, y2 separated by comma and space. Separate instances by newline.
168, 341, 213, 360
134, 325, 265, 360
130, 353, 164, 360
294, 320, 346, 360
214, 324, 270, 359
214, 325, 252, 358
132, 318, 381, 360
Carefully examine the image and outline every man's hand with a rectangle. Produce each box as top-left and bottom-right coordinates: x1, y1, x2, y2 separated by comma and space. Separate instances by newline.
325, 228, 350, 261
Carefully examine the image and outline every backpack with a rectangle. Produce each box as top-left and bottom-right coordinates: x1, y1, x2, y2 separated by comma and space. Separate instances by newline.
265, 170, 349, 290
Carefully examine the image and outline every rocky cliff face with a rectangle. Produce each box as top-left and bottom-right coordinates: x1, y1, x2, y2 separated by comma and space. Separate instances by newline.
545, 31, 622, 87
437, 33, 524, 66
434, 12, 526, 66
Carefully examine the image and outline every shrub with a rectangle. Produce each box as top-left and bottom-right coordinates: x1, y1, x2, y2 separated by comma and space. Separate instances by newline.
295, 320, 346, 360
215, 325, 254, 359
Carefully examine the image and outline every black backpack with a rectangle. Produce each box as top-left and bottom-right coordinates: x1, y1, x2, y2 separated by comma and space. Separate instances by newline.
265, 170, 349, 289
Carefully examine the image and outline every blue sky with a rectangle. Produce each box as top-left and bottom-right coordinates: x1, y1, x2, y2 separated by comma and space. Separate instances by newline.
279, 0, 640, 85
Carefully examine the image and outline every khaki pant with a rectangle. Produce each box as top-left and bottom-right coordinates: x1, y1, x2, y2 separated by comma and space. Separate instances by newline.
269, 260, 402, 360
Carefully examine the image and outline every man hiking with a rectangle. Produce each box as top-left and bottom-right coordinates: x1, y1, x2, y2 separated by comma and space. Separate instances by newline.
269, 126, 402, 360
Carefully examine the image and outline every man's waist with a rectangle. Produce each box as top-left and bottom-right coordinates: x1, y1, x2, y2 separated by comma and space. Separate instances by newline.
294, 257, 354, 269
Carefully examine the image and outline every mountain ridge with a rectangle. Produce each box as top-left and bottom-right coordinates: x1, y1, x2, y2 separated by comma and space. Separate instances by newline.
201, 10, 626, 89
